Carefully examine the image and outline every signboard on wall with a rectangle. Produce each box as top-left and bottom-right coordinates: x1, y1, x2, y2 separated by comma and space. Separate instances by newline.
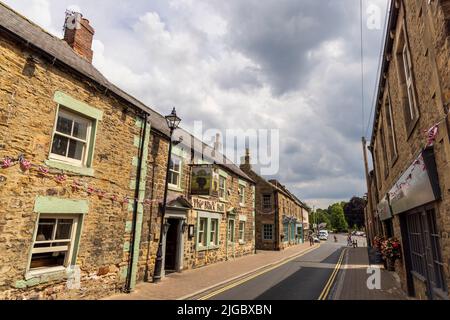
191, 166, 212, 195
377, 195, 392, 221
388, 148, 441, 215
191, 197, 226, 213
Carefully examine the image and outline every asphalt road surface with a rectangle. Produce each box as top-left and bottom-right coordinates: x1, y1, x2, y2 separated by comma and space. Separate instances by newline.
204, 234, 366, 300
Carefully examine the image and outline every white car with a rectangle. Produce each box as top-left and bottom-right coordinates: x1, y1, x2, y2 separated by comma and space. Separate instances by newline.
318, 230, 329, 241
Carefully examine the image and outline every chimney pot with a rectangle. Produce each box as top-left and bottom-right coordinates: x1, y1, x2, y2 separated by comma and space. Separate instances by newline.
63, 11, 95, 63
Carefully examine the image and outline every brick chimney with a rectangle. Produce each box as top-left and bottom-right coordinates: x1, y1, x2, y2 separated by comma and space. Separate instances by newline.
240, 148, 252, 172
63, 11, 95, 63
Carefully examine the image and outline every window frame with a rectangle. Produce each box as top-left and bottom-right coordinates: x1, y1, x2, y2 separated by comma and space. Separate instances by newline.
262, 194, 272, 211
50, 108, 93, 167
210, 218, 219, 246
239, 184, 245, 206
29, 214, 79, 276
219, 175, 227, 200
239, 221, 245, 243
395, 23, 419, 137
197, 217, 208, 248
227, 219, 235, 243
263, 224, 274, 241
384, 88, 398, 165
168, 155, 182, 188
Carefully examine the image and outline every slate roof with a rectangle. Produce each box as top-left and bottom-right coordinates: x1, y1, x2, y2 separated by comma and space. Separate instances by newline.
0, 2, 253, 182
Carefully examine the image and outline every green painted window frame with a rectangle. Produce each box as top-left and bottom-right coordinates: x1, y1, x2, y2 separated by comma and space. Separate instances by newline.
196, 211, 222, 251
25, 197, 88, 280
46, 91, 103, 177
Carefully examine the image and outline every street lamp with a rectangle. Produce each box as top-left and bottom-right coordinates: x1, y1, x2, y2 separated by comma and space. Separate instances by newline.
153, 107, 181, 283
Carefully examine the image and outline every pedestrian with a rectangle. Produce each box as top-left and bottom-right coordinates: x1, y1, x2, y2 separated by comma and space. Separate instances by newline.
309, 234, 314, 246
347, 234, 352, 247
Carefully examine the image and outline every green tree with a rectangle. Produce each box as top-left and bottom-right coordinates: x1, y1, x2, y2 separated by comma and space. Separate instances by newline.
328, 203, 348, 232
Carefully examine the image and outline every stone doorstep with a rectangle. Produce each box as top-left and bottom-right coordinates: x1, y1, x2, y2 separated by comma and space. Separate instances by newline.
177, 244, 320, 300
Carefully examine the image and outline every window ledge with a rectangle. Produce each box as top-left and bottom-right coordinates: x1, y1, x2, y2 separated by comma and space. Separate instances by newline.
45, 159, 95, 177
168, 185, 184, 193
239, 240, 245, 245
197, 245, 219, 252
22, 266, 71, 287
240, 204, 246, 208
219, 199, 229, 203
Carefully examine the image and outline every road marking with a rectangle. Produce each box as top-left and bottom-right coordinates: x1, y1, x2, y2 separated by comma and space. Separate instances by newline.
196, 244, 321, 300
317, 248, 347, 300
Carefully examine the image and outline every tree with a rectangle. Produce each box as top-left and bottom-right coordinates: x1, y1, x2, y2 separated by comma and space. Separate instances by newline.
343, 197, 366, 229
328, 203, 348, 232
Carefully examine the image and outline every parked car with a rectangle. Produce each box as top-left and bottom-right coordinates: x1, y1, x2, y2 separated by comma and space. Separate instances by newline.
318, 230, 329, 241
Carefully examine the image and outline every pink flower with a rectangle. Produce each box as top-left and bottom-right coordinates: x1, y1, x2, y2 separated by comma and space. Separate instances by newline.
38, 166, 49, 175
55, 174, 67, 183
111, 194, 118, 202
1, 158, 12, 169
87, 186, 95, 194
122, 196, 130, 204
20, 159, 32, 171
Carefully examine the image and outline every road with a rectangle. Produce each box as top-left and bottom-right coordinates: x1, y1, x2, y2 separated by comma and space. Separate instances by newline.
201, 234, 367, 300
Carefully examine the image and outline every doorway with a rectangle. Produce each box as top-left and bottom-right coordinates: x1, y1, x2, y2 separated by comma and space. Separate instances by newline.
164, 218, 180, 272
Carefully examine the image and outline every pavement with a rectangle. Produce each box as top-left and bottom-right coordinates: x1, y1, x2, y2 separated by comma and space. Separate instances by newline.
330, 245, 409, 300
106, 241, 318, 300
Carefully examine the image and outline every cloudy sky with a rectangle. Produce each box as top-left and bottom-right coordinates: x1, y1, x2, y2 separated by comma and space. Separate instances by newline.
3, 0, 388, 209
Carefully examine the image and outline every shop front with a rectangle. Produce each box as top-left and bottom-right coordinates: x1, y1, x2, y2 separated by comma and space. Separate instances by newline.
387, 148, 447, 299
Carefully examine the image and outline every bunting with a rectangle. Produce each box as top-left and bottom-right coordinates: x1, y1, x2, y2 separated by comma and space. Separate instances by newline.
0, 154, 163, 207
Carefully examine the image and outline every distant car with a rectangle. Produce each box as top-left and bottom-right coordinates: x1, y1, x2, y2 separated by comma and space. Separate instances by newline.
314, 237, 320, 243
355, 231, 365, 236
318, 230, 329, 241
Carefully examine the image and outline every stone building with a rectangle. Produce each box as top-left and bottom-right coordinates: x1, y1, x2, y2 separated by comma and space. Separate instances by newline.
138, 135, 256, 280
366, 0, 450, 300
240, 149, 309, 250
0, 4, 255, 299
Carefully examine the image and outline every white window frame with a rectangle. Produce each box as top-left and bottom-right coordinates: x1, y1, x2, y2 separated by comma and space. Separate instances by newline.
402, 43, 417, 122
29, 214, 79, 275
210, 219, 219, 246
239, 221, 245, 243
219, 175, 227, 200
263, 224, 274, 241
168, 155, 182, 188
50, 108, 92, 167
385, 90, 398, 161
239, 184, 245, 205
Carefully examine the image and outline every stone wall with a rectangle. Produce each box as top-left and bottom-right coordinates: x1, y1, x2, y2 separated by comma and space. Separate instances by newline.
0, 33, 149, 299
370, 0, 450, 299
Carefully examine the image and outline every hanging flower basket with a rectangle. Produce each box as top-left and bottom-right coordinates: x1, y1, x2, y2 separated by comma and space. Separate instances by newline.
380, 237, 402, 271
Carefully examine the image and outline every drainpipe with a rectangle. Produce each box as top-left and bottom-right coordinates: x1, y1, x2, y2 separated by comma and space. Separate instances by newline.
225, 214, 229, 260
125, 113, 148, 293
274, 191, 279, 250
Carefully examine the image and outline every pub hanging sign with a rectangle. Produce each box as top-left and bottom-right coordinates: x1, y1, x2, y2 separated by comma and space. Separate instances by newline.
191, 166, 219, 196
388, 147, 441, 215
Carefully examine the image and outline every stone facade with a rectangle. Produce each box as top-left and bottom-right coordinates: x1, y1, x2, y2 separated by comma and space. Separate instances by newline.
0, 29, 150, 299
367, 0, 450, 300
240, 150, 309, 251
0, 4, 256, 300
138, 142, 256, 280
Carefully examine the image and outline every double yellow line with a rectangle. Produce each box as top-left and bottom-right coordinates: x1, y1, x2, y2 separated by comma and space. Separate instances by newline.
197, 245, 320, 300
317, 248, 347, 300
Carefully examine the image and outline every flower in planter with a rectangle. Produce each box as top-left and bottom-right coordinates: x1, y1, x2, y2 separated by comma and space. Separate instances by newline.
55, 174, 67, 184
1, 157, 13, 169
38, 166, 49, 175
20, 159, 32, 172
